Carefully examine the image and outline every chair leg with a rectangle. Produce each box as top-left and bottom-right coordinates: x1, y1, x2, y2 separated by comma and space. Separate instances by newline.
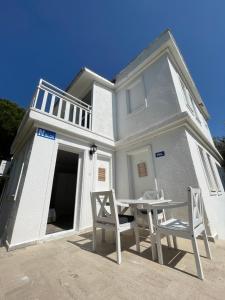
202, 229, 212, 259
147, 210, 154, 234
102, 228, 106, 242
156, 231, 163, 265
93, 226, 97, 251
166, 235, 171, 248
134, 225, 140, 253
191, 236, 204, 280
150, 235, 157, 261
147, 209, 157, 260
173, 236, 178, 249
116, 230, 122, 264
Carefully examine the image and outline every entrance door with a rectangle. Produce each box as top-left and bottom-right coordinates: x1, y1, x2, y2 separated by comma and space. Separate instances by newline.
129, 147, 156, 198
95, 155, 111, 191
46, 150, 79, 234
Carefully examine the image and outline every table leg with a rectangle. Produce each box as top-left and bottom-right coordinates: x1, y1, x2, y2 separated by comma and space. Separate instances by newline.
147, 207, 157, 261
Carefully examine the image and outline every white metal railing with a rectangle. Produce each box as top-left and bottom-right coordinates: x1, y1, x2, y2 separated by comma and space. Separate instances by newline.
31, 79, 92, 130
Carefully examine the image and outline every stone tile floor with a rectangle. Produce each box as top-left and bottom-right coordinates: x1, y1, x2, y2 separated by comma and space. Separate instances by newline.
0, 230, 225, 300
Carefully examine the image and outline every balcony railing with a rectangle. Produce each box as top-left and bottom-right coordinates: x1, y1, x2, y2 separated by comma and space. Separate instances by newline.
31, 79, 92, 130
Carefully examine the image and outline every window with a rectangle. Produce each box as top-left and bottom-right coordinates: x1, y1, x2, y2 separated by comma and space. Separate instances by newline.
206, 154, 221, 192
126, 78, 146, 114
192, 101, 201, 124
180, 79, 195, 113
216, 164, 225, 190
179, 78, 208, 127
198, 146, 220, 193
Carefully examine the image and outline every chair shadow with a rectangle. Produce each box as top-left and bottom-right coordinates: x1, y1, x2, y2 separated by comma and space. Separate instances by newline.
67, 230, 137, 264
128, 241, 200, 279
68, 231, 201, 279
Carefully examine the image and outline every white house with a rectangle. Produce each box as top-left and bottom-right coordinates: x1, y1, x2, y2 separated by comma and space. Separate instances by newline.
1, 30, 225, 251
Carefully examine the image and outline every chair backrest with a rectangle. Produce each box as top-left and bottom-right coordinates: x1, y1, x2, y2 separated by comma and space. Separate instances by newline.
188, 187, 204, 230
90, 190, 119, 227
143, 189, 164, 200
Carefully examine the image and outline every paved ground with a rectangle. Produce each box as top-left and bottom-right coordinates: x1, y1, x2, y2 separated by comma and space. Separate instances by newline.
0, 230, 225, 300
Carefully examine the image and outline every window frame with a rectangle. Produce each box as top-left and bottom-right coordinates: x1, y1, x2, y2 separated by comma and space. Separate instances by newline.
206, 153, 221, 193
179, 77, 204, 126
180, 78, 195, 114
126, 77, 147, 115
198, 146, 221, 194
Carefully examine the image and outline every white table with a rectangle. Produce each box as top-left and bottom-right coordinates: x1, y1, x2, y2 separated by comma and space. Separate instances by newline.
117, 198, 172, 260
117, 198, 171, 206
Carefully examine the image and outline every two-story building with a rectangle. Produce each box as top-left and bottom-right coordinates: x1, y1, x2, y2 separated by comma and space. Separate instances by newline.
1, 30, 225, 250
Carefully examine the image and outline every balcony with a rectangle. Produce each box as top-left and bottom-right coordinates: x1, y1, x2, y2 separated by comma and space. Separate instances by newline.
31, 79, 92, 130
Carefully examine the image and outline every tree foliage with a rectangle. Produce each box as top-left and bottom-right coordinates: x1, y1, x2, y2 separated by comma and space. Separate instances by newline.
0, 99, 25, 160
214, 137, 225, 168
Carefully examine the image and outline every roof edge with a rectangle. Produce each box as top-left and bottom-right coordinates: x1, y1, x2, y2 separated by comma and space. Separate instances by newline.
66, 67, 114, 93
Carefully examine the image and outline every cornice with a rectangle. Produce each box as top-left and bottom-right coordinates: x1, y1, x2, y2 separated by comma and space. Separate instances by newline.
115, 112, 222, 162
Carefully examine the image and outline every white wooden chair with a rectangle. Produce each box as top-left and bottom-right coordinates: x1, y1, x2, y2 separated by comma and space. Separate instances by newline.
138, 189, 167, 224
137, 190, 171, 258
91, 190, 140, 264
154, 187, 212, 280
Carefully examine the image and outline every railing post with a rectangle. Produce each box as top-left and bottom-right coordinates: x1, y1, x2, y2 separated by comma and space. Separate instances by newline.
64, 101, 70, 121
89, 112, 92, 130
73, 105, 77, 124
78, 108, 82, 126
49, 95, 56, 114
41, 90, 48, 112
57, 98, 63, 118
84, 110, 88, 128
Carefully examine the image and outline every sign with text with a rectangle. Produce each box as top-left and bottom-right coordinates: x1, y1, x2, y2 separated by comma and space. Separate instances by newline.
137, 162, 148, 177
37, 128, 56, 140
155, 151, 165, 158
98, 167, 106, 182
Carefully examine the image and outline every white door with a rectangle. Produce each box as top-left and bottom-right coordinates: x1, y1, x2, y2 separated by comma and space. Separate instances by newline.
95, 155, 111, 191
129, 147, 156, 198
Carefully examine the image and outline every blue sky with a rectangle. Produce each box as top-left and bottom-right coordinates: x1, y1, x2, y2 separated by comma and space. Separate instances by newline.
0, 0, 224, 136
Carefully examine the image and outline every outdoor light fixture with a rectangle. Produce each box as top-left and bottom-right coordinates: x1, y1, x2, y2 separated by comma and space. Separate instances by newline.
89, 143, 97, 156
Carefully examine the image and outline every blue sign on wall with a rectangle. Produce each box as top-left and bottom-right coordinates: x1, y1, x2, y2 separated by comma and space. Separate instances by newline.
155, 151, 165, 158
37, 128, 56, 140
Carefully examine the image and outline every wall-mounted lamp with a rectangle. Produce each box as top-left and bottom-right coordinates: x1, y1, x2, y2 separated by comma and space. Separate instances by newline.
89, 143, 97, 156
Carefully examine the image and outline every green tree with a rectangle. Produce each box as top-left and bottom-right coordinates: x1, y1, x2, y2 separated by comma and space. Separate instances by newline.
0, 99, 25, 160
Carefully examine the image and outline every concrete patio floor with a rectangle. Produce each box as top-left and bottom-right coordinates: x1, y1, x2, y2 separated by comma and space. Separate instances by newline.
0, 230, 225, 300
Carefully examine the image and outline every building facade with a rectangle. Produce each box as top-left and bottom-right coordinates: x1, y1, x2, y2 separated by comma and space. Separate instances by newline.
1, 30, 225, 250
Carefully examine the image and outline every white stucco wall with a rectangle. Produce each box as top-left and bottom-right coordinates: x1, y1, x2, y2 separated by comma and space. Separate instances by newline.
0, 138, 33, 243
116, 54, 181, 140
168, 58, 214, 145
186, 131, 225, 239
116, 127, 199, 221
8, 131, 57, 247
92, 82, 115, 140
5, 128, 113, 248
115, 126, 225, 237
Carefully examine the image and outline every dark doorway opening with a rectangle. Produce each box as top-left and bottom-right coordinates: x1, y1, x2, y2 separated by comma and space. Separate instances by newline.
46, 150, 79, 235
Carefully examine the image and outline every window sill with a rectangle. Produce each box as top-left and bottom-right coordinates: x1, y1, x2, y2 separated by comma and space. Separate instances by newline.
209, 191, 217, 196
209, 190, 223, 196
126, 104, 147, 119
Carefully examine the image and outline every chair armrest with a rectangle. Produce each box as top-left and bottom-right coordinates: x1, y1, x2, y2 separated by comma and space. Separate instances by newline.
152, 202, 188, 211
